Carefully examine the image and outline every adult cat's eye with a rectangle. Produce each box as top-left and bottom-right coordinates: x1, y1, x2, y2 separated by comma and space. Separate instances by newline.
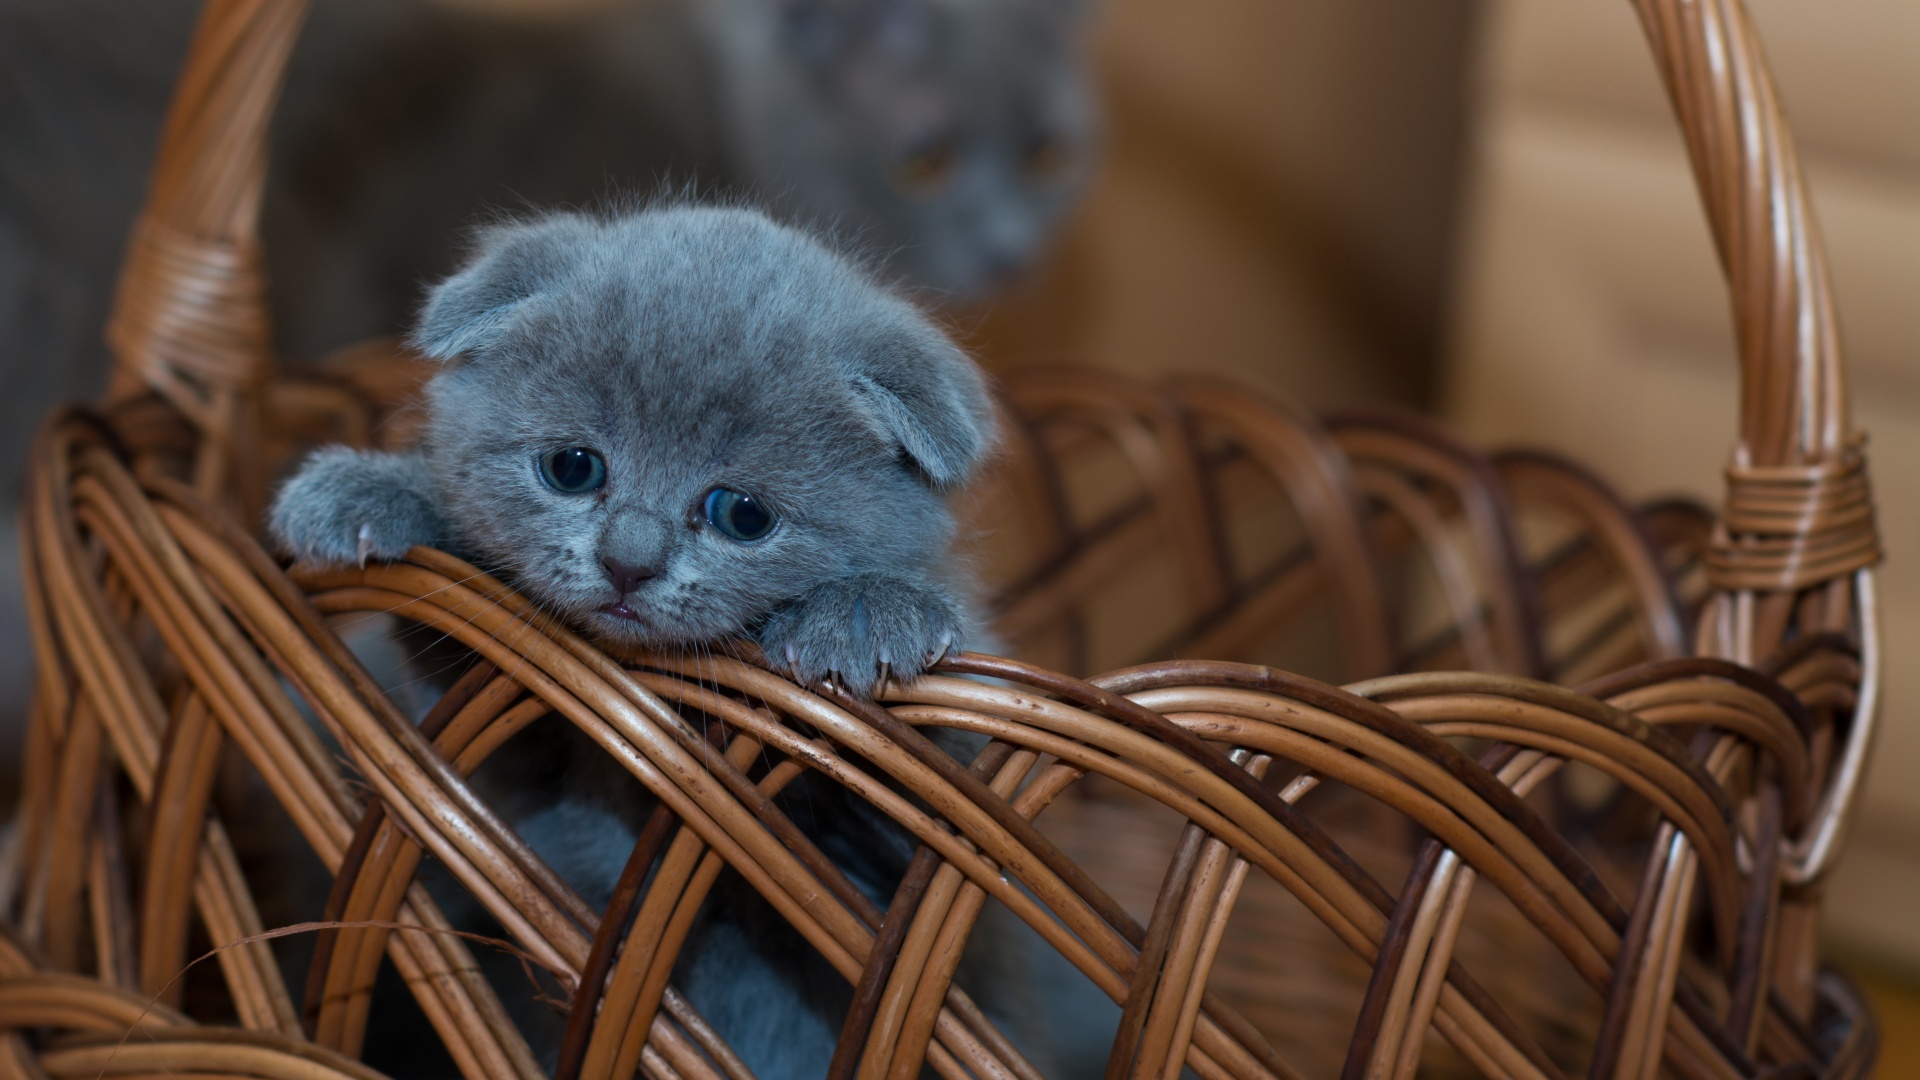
1023, 131, 1071, 183
890, 132, 958, 196
704, 488, 776, 542
539, 447, 606, 494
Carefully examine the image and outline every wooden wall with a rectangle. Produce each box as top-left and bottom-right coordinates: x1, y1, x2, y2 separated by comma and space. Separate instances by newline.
970, 0, 1480, 412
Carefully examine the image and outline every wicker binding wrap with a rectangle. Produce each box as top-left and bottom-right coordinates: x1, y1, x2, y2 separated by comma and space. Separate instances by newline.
0, 0, 1884, 1077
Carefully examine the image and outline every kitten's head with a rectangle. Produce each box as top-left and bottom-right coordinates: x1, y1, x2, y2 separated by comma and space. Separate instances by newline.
411, 206, 994, 647
701, 0, 1098, 299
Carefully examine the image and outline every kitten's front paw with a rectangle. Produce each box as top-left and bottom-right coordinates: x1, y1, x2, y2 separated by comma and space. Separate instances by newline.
759, 574, 966, 697
269, 448, 444, 567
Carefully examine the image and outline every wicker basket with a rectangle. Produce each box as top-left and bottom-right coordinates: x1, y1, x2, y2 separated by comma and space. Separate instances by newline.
0, 0, 1884, 1078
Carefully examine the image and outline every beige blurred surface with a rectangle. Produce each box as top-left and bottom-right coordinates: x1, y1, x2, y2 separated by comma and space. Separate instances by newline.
1446, 0, 1920, 976
970, 0, 1478, 410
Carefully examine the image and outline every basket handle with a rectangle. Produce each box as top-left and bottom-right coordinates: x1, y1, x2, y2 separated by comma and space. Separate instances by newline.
1630, 0, 1880, 883
103, 0, 311, 498
1628, 0, 1879, 600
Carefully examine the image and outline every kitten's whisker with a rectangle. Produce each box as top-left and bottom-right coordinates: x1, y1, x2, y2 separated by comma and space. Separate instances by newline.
338, 567, 514, 632
392, 575, 536, 706
474, 590, 542, 694
389, 572, 519, 657
380, 607, 518, 707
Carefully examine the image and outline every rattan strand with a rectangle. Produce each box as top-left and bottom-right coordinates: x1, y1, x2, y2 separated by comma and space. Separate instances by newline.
1708, 451, 1880, 592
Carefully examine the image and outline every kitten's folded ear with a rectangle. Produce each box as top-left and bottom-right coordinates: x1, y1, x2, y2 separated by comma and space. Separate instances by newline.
844, 322, 997, 489
410, 214, 587, 361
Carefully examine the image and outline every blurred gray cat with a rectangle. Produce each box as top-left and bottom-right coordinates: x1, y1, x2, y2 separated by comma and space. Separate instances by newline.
697, 0, 1096, 292
265, 0, 1098, 360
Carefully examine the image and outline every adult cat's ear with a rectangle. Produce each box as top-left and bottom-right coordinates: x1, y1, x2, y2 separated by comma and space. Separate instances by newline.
776, 0, 931, 69
844, 322, 997, 489
410, 214, 585, 361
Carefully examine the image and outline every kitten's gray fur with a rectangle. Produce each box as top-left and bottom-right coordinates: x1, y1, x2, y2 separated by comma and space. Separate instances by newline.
270, 205, 1114, 1077
272, 202, 992, 691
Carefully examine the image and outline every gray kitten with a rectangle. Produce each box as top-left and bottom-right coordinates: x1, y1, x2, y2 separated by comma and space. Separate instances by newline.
271, 203, 993, 691
270, 206, 1115, 1076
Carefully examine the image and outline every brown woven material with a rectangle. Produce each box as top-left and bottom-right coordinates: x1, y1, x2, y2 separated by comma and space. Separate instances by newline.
1630, 0, 1881, 597
103, 0, 310, 502
0, 1, 1885, 1078
108, 218, 274, 398
1709, 449, 1879, 593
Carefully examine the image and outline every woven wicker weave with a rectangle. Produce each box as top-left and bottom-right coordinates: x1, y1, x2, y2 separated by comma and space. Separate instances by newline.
0, 1, 1884, 1078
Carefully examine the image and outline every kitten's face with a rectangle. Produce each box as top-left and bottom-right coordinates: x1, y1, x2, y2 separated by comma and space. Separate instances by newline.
430, 366, 928, 647
707, 0, 1098, 299
418, 210, 984, 649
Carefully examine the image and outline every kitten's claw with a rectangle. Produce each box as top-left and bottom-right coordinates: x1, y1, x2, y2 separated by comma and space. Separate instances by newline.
930, 631, 954, 667
783, 642, 803, 683
268, 447, 441, 569
759, 575, 967, 698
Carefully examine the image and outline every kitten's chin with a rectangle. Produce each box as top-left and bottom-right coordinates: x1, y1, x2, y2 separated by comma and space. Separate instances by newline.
578, 601, 719, 652
585, 602, 660, 643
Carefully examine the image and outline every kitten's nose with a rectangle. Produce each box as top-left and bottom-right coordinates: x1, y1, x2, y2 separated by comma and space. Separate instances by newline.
602, 556, 657, 596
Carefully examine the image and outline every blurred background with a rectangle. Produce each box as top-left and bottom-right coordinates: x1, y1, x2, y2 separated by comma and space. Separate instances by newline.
1, 0, 1915, 1069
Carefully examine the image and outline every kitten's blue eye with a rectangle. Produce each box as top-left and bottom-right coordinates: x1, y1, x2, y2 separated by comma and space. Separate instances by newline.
704, 488, 775, 542
539, 447, 606, 494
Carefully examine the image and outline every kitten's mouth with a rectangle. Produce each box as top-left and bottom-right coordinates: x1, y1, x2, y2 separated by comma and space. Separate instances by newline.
598, 601, 642, 622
